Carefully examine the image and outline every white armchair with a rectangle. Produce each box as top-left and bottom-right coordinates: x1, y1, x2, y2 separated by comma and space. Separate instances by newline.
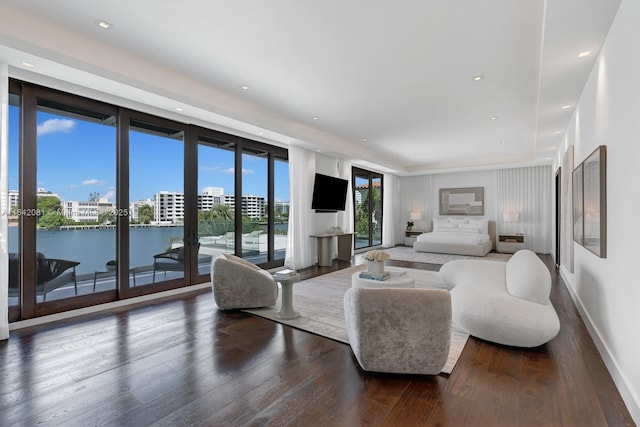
210, 253, 277, 310
343, 286, 452, 375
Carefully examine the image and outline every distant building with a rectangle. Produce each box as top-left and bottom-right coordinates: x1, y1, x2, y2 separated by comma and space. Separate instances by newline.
222, 194, 265, 219
275, 201, 290, 216
198, 187, 224, 211
36, 188, 61, 199
130, 199, 154, 221
7, 190, 19, 211
154, 191, 184, 224
63, 198, 116, 222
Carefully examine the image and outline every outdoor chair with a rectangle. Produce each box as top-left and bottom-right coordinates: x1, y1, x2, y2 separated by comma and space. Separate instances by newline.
9, 252, 80, 301
152, 245, 211, 282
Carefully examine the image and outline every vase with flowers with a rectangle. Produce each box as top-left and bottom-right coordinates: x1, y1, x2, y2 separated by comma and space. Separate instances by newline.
363, 250, 390, 274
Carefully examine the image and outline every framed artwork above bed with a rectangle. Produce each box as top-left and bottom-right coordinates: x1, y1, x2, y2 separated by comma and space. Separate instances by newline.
439, 187, 484, 216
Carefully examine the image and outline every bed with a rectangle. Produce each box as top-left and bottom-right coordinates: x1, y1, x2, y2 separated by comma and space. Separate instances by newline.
413, 218, 496, 256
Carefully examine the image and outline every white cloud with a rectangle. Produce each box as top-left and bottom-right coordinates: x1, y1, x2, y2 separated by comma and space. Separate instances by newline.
37, 118, 76, 136
82, 179, 104, 186
103, 190, 116, 201
199, 165, 254, 175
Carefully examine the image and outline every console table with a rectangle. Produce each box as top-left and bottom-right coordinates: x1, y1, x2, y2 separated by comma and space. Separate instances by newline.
310, 233, 353, 266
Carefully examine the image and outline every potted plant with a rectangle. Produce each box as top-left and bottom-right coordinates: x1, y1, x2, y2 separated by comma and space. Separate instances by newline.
406, 221, 414, 231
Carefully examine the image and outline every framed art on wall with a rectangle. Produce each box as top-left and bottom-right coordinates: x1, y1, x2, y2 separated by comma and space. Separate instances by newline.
572, 163, 583, 245
439, 187, 484, 216
572, 145, 607, 258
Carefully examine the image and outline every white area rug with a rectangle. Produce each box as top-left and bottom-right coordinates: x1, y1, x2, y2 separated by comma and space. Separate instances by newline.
244, 264, 469, 375
384, 245, 511, 264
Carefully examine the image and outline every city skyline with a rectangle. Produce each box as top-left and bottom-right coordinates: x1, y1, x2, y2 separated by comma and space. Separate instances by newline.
7, 107, 290, 204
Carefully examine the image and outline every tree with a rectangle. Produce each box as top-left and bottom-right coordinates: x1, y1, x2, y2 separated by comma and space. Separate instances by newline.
98, 210, 116, 225
198, 204, 234, 236
89, 192, 100, 202
37, 195, 62, 220
138, 204, 154, 224
38, 211, 72, 229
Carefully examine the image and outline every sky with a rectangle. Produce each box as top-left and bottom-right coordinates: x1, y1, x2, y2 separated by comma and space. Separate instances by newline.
8, 107, 290, 203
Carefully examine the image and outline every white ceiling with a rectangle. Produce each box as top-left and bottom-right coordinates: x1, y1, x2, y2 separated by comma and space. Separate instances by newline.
0, 0, 622, 175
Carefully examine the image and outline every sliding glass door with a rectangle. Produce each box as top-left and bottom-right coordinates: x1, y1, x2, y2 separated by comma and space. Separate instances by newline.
7, 79, 288, 322
353, 167, 383, 249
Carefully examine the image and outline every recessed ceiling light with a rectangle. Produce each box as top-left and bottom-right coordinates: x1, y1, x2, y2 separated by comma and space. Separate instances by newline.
21, 62, 34, 68
240, 85, 251, 90
554, 131, 563, 134
472, 75, 484, 81
175, 107, 183, 112
500, 140, 506, 145
578, 50, 591, 59
362, 138, 367, 142
562, 105, 571, 110
95, 19, 112, 29
258, 132, 264, 136
312, 116, 319, 120
491, 116, 498, 121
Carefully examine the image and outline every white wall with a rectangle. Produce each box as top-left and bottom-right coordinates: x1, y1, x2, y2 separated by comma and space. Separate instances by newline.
556, 0, 640, 421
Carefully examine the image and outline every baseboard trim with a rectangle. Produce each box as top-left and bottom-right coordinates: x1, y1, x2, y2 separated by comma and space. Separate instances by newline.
559, 266, 640, 424
9, 282, 212, 332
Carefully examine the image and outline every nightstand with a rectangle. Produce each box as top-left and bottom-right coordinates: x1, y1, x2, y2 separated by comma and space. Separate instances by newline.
404, 230, 423, 246
497, 234, 525, 253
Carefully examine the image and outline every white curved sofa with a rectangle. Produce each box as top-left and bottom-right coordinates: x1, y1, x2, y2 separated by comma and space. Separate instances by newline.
439, 249, 560, 348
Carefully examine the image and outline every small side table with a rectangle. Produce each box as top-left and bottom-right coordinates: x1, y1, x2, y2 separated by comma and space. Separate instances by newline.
497, 234, 525, 253
274, 273, 301, 319
404, 230, 424, 246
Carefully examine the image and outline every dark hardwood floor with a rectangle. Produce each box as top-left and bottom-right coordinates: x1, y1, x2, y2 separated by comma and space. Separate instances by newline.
1, 255, 634, 426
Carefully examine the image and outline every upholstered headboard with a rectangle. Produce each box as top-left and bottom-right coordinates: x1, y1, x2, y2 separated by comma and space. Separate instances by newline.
431, 218, 497, 249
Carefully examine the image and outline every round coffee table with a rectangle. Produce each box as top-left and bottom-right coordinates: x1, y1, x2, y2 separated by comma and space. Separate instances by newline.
351, 270, 415, 288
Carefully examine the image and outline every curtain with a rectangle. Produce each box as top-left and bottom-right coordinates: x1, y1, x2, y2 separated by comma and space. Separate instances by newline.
382, 173, 397, 247
337, 159, 354, 257
497, 165, 553, 253
397, 174, 432, 236
284, 146, 316, 270
1, 64, 9, 339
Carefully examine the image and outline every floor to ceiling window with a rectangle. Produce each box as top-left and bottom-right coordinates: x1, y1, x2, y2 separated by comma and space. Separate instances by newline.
6, 79, 288, 322
196, 132, 237, 271
7, 89, 20, 309
273, 158, 289, 263
35, 98, 118, 301
129, 117, 186, 287
353, 167, 383, 249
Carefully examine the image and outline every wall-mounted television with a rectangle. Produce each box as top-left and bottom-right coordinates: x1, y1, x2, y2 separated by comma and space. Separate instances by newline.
311, 173, 349, 212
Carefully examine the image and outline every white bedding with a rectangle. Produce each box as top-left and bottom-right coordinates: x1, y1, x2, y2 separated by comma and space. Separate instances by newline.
416, 231, 491, 246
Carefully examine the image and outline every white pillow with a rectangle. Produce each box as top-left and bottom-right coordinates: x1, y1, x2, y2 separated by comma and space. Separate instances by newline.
457, 224, 482, 234
448, 217, 469, 224
433, 223, 458, 232
468, 218, 489, 235
432, 218, 450, 228
505, 250, 551, 304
